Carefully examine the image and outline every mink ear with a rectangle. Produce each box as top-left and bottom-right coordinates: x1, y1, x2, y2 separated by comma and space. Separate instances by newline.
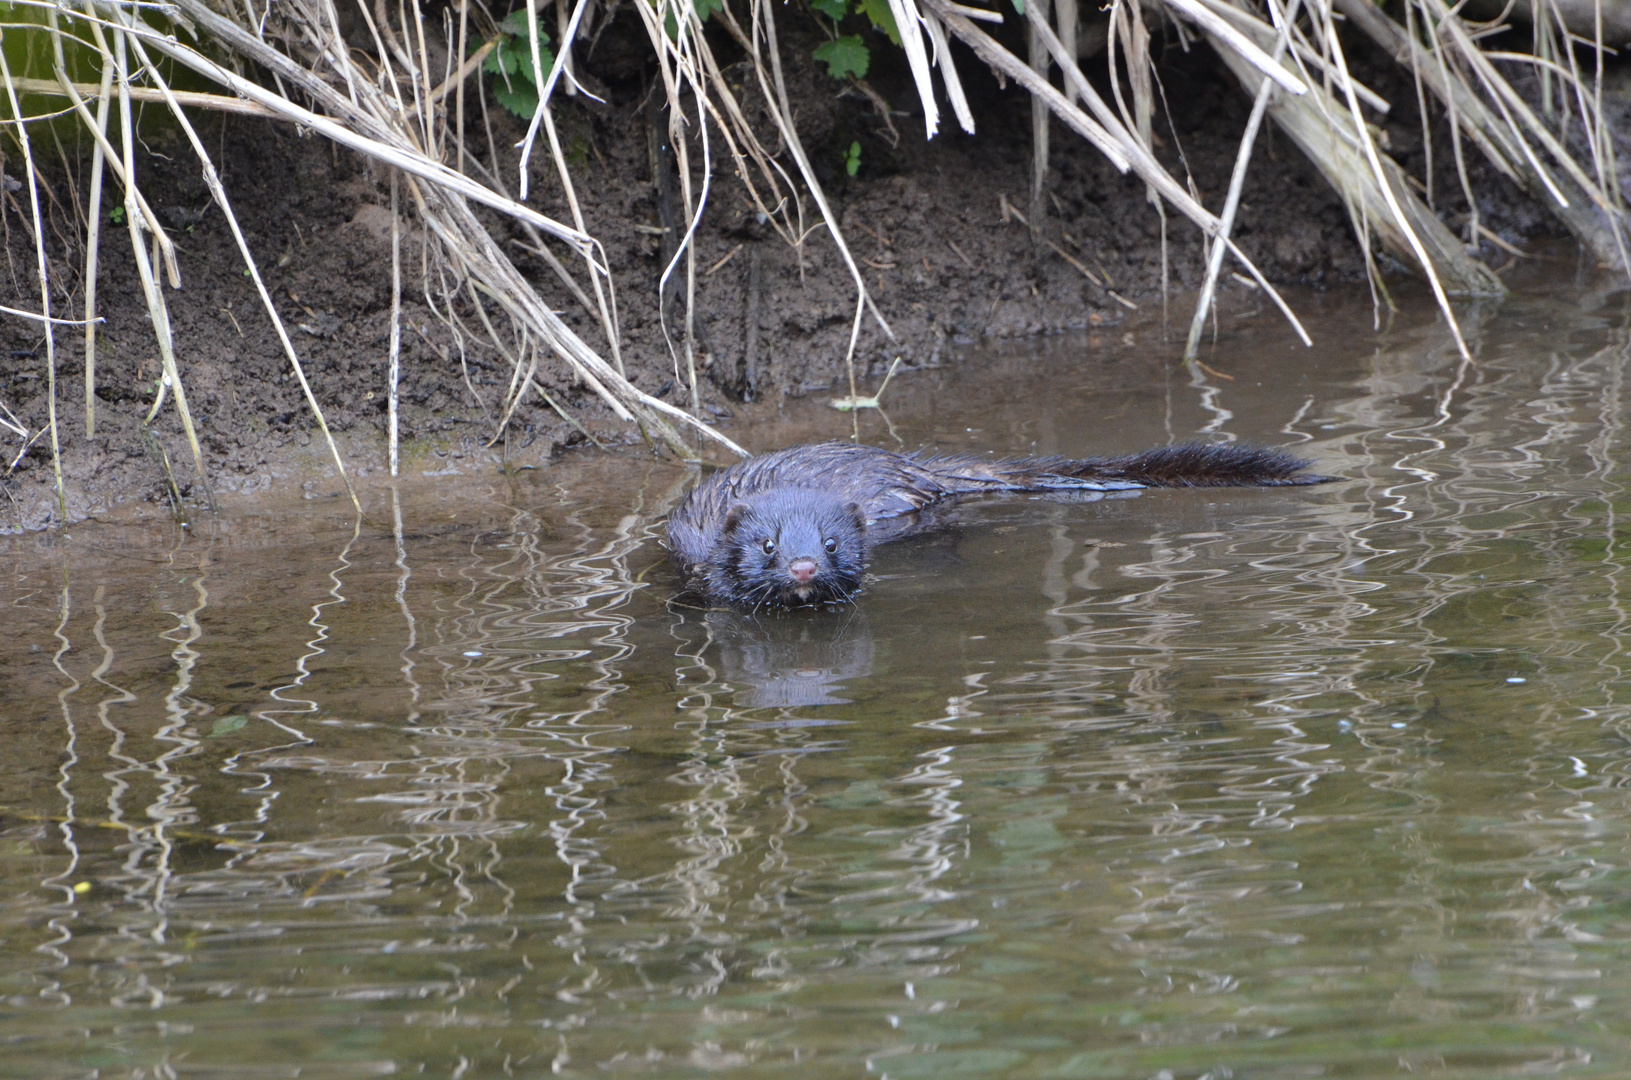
722, 503, 750, 535
845, 502, 865, 529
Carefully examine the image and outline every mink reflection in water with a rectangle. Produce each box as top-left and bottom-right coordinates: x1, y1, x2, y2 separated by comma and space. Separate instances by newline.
699, 609, 876, 709
666, 441, 1331, 609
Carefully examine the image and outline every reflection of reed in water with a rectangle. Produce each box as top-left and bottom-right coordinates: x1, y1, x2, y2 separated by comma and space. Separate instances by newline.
938, 309, 1631, 1066
27, 536, 218, 1014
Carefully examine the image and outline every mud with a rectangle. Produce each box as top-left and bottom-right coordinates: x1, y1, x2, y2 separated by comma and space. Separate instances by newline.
0, 13, 1592, 529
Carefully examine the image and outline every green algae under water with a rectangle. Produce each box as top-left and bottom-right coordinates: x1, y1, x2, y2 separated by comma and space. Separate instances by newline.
6, 283, 1631, 1078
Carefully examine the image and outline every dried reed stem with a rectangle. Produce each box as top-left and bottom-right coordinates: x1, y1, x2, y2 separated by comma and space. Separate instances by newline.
390, 168, 403, 478
1186, 0, 1302, 359
0, 25, 64, 520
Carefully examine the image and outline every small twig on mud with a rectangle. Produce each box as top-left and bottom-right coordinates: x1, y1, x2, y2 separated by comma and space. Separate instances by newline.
1475, 224, 1541, 259
139, 425, 187, 524
0, 398, 27, 439
847, 78, 902, 147
947, 240, 975, 268
7, 426, 49, 474
851, 221, 891, 246
1041, 238, 1103, 286
706, 244, 744, 276
831, 357, 904, 411
743, 244, 762, 402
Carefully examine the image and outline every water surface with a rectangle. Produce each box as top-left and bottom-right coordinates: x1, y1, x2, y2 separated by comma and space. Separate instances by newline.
7, 282, 1631, 1077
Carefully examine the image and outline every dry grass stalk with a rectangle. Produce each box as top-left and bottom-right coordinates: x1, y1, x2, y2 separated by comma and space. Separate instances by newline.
145, 0, 743, 458
922, 0, 1314, 343
1337, 0, 1629, 271
1185, 0, 1499, 362
1185, 0, 1302, 359
1029, 0, 1052, 237
107, 18, 212, 506
71, 51, 113, 440
389, 169, 404, 478
0, 26, 65, 518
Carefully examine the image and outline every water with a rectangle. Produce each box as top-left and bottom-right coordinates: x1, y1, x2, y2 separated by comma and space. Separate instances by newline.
7, 281, 1631, 1078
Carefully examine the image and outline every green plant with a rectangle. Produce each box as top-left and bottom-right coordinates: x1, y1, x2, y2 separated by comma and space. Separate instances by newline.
843, 140, 861, 177
809, 0, 898, 81
813, 35, 869, 80
484, 8, 555, 119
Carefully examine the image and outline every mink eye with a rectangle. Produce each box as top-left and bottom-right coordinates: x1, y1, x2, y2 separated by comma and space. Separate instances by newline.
823, 537, 838, 554
762, 538, 776, 555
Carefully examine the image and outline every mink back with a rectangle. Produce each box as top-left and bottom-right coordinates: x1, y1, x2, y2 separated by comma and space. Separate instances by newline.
666, 440, 1330, 608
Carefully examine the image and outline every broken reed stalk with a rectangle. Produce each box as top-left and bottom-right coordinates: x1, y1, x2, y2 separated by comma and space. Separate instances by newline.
1157, 0, 1497, 361
1185, 0, 1302, 360
745, 0, 898, 389
924, 0, 1313, 343
108, 1, 358, 510
107, 17, 213, 508
1335, 0, 1629, 271
1029, 0, 1051, 239
390, 168, 403, 478
69, 31, 114, 440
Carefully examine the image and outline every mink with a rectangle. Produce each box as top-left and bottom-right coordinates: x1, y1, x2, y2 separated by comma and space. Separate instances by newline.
666, 441, 1331, 610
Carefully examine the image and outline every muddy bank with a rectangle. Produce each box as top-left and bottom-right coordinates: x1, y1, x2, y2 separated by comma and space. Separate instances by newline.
0, 11, 1594, 530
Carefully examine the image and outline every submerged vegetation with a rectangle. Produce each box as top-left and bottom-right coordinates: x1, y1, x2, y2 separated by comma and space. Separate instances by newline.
0, 0, 1626, 523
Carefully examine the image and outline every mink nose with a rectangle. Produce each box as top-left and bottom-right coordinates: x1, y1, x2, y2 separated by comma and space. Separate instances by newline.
787, 557, 819, 584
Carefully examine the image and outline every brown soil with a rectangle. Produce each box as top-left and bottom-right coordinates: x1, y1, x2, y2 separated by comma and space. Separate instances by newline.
0, 13, 1583, 530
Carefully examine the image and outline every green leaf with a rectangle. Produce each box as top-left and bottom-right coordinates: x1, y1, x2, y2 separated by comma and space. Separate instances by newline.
485, 15, 552, 81
1010, 0, 1022, 10
210, 715, 248, 738
494, 78, 540, 118
484, 32, 555, 104
497, 8, 541, 37
858, 0, 900, 44
811, 0, 849, 19
693, 0, 726, 20
484, 37, 519, 76
813, 35, 870, 80
844, 140, 862, 177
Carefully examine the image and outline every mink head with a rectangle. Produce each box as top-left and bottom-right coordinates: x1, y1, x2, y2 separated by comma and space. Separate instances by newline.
707, 487, 868, 609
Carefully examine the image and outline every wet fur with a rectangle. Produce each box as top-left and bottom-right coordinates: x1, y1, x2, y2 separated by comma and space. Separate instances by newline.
668, 442, 1331, 608
701, 488, 868, 611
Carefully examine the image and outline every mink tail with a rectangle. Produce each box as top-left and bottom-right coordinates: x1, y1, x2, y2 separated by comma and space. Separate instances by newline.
960, 442, 1332, 490
1054, 443, 1331, 488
